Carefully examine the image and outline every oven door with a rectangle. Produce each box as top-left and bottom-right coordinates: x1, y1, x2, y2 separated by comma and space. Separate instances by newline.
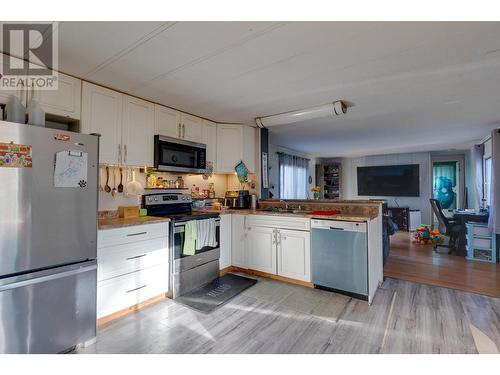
173, 219, 220, 273
154, 135, 206, 173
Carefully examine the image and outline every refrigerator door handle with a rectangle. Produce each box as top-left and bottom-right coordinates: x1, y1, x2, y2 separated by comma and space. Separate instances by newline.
0, 264, 97, 292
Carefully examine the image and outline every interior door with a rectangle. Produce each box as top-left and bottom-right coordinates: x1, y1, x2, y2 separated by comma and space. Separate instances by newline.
122, 95, 155, 166
246, 225, 276, 274
0, 122, 98, 276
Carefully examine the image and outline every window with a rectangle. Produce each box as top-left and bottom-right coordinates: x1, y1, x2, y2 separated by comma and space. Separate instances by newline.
278, 152, 309, 199
484, 157, 492, 207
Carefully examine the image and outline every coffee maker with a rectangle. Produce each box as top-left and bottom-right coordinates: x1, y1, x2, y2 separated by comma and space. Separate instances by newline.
224, 190, 250, 209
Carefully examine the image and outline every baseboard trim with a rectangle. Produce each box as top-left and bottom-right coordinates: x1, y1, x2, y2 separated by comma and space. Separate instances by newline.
97, 293, 168, 327
223, 266, 314, 288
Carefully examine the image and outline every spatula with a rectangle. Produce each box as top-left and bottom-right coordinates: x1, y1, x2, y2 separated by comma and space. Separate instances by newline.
104, 166, 111, 193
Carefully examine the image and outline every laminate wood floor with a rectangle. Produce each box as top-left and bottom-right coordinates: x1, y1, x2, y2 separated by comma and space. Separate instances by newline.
384, 232, 500, 297
77, 275, 500, 354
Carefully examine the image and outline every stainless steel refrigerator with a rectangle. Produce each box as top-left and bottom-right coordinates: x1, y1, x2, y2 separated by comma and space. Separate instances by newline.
0, 120, 98, 353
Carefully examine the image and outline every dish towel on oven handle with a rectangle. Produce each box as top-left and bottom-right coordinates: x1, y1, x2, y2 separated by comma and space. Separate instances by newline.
183, 220, 197, 256
196, 218, 217, 250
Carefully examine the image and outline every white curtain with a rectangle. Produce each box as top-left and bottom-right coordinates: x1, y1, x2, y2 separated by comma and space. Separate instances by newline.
278, 152, 309, 199
472, 143, 484, 210
488, 129, 500, 234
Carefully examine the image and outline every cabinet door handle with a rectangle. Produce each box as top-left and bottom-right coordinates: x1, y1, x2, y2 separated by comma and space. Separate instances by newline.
178, 123, 181, 138
126, 231, 147, 237
182, 124, 185, 138
124, 144, 127, 164
126, 285, 147, 293
118, 144, 122, 164
126, 254, 147, 260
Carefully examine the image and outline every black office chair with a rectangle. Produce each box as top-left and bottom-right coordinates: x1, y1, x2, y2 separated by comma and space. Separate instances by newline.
429, 199, 463, 254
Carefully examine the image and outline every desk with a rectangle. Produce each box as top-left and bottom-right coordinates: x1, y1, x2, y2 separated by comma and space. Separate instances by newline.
453, 211, 489, 256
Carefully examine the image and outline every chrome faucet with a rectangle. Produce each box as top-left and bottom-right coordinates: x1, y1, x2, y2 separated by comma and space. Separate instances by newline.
279, 199, 291, 210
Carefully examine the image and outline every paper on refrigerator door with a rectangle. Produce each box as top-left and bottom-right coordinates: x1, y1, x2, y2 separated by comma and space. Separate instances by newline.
54, 150, 88, 188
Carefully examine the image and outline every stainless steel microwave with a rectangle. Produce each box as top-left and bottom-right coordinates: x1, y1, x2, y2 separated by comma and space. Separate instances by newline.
154, 135, 207, 173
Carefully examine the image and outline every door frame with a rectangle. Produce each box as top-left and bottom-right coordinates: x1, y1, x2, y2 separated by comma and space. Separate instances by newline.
430, 154, 465, 211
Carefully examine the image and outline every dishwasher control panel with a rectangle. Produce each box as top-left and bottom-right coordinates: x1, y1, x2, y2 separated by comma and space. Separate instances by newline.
310, 219, 367, 232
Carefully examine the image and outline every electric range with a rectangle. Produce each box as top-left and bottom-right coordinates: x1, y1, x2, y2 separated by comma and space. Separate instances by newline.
141, 189, 221, 299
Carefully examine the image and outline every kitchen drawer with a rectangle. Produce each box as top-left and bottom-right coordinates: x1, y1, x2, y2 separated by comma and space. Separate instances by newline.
467, 237, 492, 249
98, 237, 169, 281
470, 225, 491, 237
97, 264, 169, 319
98, 222, 168, 248
246, 215, 310, 231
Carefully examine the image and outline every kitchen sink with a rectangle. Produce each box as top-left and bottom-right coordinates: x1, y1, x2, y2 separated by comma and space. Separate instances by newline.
262, 207, 312, 214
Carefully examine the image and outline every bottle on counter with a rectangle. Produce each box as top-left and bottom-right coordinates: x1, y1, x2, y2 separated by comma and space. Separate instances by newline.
208, 182, 215, 198
146, 172, 157, 188
175, 176, 184, 189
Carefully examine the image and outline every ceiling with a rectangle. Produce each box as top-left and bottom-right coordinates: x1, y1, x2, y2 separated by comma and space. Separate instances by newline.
10, 21, 500, 157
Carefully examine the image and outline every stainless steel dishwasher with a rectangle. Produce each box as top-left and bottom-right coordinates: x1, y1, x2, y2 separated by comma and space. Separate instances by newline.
311, 219, 368, 300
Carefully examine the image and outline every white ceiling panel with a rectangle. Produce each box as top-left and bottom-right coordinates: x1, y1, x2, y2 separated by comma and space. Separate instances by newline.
51, 21, 500, 156
58, 21, 166, 77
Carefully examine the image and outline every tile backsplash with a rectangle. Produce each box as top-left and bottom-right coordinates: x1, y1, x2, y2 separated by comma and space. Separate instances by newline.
98, 166, 254, 212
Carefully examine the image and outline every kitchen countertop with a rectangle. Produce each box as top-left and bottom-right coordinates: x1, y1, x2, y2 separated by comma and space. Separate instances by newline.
98, 216, 170, 230
193, 208, 376, 222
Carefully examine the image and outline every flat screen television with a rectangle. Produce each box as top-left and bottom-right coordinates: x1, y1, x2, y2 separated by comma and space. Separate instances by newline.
357, 164, 420, 197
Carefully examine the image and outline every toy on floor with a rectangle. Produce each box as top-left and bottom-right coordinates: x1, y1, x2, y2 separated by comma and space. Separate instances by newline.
413, 224, 443, 245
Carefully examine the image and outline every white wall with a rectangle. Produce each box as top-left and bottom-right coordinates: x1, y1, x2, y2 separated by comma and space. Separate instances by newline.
267, 139, 316, 199
342, 152, 433, 224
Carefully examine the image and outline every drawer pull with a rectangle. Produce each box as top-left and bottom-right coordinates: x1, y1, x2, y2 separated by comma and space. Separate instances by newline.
126, 285, 147, 293
126, 254, 147, 260
126, 231, 147, 237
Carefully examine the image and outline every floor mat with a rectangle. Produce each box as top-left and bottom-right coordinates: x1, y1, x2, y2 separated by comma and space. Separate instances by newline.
175, 273, 258, 313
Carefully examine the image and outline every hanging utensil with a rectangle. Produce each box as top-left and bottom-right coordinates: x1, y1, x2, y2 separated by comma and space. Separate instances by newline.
125, 168, 143, 196
118, 167, 124, 193
104, 166, 111, 193
111, 167, 117, 197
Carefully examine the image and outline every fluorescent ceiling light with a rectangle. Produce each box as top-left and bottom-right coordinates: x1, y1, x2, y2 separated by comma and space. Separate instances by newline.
255, 100, 347, 128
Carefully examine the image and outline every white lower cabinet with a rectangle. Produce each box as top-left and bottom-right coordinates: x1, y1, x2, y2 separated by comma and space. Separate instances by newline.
219, 214, 232, 269
277, 229, 311, 282
97, 222, 169, 319
97, 264, 169, 319
246, 226, 276, 274
244, 215, 311, 282
231, 214, 247, 268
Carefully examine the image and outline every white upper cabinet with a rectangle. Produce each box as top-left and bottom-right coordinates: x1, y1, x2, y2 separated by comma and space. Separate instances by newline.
0, 54, 27, 106
180, 113, 203, 143
216, 124, 256, 173
33, 72, 82, 120
216, 124, 243, 173
122, 95, 155, 166
202, 119, 217, 169
277, 229, 311, 282
155, 104, 181, 139
81, 82, 123, 164
246, 225, 276, 274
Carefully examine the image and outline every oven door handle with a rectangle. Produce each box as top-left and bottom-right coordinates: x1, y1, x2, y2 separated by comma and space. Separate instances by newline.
174, 219, 220, 228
